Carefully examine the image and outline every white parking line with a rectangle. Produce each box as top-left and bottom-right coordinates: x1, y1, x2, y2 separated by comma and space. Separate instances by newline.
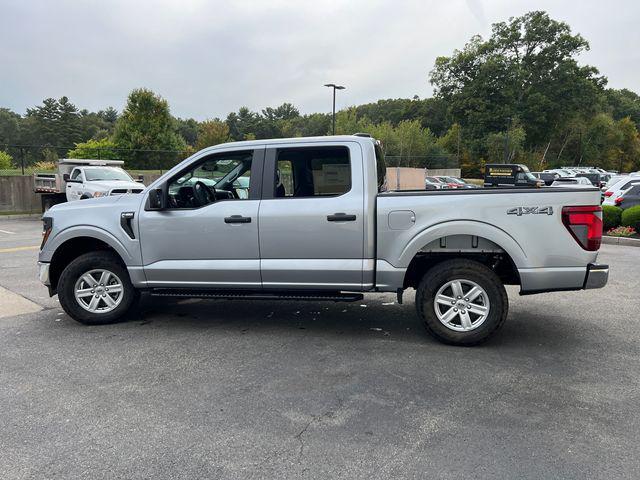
0, 229, 16, 235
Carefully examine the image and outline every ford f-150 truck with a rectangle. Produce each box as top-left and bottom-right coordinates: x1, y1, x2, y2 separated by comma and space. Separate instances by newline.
38, 135, 608, 345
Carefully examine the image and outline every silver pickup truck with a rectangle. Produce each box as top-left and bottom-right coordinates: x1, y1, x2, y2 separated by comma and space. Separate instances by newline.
38, 135, 608, 345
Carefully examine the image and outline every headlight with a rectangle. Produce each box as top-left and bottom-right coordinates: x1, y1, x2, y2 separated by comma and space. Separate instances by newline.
93, 191, 105, 198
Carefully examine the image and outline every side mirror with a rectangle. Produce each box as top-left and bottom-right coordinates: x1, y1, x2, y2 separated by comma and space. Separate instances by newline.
148, 188, 165, 210
63, 173, 70, 182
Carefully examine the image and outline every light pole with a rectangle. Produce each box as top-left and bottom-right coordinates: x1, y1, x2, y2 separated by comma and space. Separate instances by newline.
324, 83, 345, 135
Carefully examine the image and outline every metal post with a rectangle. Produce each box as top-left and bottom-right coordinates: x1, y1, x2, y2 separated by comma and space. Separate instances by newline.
324, 84, 345, 136
332, 88, 336, 135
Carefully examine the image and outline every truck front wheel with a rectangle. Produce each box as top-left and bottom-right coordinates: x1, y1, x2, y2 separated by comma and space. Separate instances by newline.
57, 252, 139, 325
415, 259, 508, 346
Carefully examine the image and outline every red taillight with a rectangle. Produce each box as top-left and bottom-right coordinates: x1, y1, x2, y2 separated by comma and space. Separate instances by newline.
604, 191, 613, 197
561, 206, 602, 251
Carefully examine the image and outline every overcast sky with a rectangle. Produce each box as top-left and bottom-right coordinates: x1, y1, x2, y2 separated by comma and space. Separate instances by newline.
1, 0, 639, 120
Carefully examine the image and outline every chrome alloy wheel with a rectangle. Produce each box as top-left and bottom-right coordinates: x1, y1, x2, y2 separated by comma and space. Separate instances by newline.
433, 279, 490, 332
73, 269, 124, 314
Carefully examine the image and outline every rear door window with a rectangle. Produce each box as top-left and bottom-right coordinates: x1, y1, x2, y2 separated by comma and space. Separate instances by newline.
274, 146, 351, 198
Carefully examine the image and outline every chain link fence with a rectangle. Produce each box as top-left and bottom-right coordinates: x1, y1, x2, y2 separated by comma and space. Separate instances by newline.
0, 145, 460, 180
0, 144, 191, 176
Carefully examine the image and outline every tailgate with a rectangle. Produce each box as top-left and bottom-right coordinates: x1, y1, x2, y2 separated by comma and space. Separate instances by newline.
34, 173, 62, 193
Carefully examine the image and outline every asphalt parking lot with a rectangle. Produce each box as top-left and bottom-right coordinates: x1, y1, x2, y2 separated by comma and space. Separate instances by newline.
1, 217, 639, 479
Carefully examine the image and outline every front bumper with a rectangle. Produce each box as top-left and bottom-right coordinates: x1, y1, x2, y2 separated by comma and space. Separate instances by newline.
38, 262, 50, 286
584, 263, 609, 289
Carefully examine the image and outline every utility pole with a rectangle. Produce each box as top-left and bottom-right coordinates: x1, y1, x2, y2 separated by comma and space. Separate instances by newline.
324, 84, 345, 135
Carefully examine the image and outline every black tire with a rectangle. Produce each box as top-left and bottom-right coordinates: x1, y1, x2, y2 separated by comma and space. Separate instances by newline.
415, 259, 508, 346
57, 251, 139, 325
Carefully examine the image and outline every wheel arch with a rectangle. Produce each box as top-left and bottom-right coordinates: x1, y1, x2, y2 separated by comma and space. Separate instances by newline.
399, 222, 525, 289
47, 230, 131, 291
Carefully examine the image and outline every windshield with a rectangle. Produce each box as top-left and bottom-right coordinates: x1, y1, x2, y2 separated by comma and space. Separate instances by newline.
84, 167, 132, 182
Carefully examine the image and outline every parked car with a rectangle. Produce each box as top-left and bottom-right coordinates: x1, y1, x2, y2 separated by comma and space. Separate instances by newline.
532, 171, 559, 186
438, 176, 479, 189
34, 159, 145, 211
603, 177, 640, 206
551, 177, 595, 188
425, 177, 444, 190
435, 176, 464, 189
576, 173, 604, 188
543, 168, 574, 178
38, 135, 608, 346
425, 176, 450, 189
613, 184, 640, 209
604, 175, 627, 190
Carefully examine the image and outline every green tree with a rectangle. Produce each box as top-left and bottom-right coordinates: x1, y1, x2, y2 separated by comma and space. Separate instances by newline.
175, 117, 199, 146
430, 11, 605, 168
112, 88, 186, 169
614, 117, 640, 172
0, 150, 13, 169
24, 96, 84, 148
0, 108, 21, 146
97, 107, 118, 126
262, 103, 300, 122
67, 138, 120, 160
605, 89, 640, 127
196, 119, 231, 149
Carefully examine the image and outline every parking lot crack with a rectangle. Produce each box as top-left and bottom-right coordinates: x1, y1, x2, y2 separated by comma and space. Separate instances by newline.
293, 393, 345, 470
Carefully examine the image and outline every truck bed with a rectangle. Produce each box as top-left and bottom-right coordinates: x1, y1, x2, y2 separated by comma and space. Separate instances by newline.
375, 186, 602, 293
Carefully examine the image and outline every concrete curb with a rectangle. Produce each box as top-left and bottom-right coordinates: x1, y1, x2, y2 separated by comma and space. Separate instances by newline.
0, 213, 42, 220
602, 235, 640, 247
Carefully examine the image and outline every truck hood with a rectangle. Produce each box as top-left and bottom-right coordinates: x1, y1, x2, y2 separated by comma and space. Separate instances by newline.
88, 180, 145, 191
48, 194, 126, 213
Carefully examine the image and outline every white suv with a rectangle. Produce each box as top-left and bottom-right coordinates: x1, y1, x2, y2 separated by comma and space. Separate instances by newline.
603, 175, 640, 206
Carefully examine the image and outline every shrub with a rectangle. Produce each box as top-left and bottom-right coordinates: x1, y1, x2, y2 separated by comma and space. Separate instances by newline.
607, 226, 636, 237
602, 205, 623, 230
621, 205, 640, 229
32, 161, 56, 171
0, 150, 13, 169
67, 138, 120, 160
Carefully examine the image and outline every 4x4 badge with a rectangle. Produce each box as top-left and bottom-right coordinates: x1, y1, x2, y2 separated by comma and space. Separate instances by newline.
507, 206, 553, 216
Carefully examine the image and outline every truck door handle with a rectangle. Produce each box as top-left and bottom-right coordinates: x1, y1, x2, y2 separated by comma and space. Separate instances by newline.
224, 215, 252, 224
327, 213, 357, 222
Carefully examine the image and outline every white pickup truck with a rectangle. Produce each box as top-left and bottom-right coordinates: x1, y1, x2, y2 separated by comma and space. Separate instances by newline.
38, 135, 608, 346
34, 159, 145, 211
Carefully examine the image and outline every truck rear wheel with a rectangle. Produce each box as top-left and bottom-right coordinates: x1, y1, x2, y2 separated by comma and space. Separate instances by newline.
415, 259, 508, 346
57, 252, 139, 325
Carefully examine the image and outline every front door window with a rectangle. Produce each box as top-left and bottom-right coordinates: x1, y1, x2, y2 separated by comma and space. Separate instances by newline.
167, 151, 254, 209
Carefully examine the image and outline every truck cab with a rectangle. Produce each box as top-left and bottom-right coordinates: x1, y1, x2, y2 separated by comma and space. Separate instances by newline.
64, 164, 144, 201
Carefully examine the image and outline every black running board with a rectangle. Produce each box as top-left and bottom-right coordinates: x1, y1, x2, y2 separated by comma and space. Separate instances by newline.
149, 289, 364, 302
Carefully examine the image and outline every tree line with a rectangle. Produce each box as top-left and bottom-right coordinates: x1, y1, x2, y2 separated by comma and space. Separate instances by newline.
1, 10, 640, 174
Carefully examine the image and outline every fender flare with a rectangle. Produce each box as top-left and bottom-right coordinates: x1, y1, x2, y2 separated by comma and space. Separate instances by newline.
397, 220, 528, 269
44, 225, 134, 265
